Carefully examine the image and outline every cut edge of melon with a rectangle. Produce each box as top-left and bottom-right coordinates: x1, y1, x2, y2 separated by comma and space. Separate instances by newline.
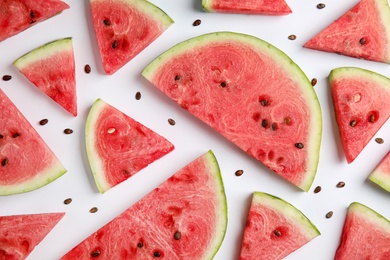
373, 0, 390, 62
202, 0, 213, 12
348, 202, 390, 233
368, 170, 390, 192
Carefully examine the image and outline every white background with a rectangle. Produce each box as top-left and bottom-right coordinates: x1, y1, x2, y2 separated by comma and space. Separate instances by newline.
1, 0, 390, 259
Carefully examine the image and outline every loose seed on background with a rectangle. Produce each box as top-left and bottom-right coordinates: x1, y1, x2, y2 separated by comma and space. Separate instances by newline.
314, 186, 322, 193
316, 3, 326, 9
375, 138, 384, 144
64, 198, 72, 205
39, 119, 48, 125
288, 34, 297, 40
326, 211, 333, 219
235, 170, 244, 176
193, 19, 201, 26
168, 118, 176, 126
89, 207, 98, 213
135, 91, 141, 100
2, 75, 12, 81
84, 64, 91, 74
311, 78, 317, 86
64, 128, 73, 134
336, 181, 345, 188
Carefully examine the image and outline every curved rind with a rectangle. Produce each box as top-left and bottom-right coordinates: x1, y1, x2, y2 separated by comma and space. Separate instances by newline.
202, 0, 292, 15
368, 151, 390, 192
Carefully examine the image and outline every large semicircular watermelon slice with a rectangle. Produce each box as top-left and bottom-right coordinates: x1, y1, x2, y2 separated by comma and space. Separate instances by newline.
14, 37, 77, 117
60, 150, 227, 259
202, 0, 292, 15
85, 98, 174, 193
0, 212, 65, 259
304, 0, 390, 63
0, 89, 67, 196
90, 0, 174, 74
239, 192, 320, 259
368, 151, 390, 192
335, 202, 390, 259
142, 31, 322, 192
329, 67, 390, 163
0, 0, 69, 42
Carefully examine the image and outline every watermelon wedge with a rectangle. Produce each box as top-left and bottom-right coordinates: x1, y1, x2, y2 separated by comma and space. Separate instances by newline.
60, 150, 227, 259
304, 0, 390, 63
202, 0, 292, 15
14, 37, 77, 116
368, 151, 390, 192
85, 98, 174, 193
90, 0, 174, 74
142, 32, 322, 192
335, 202, 390, 259
329, 67, 390, 163
0, 212, 65, 259
0, 0, 69, 42
240, 192, 320, 259
0, 89, 67, 196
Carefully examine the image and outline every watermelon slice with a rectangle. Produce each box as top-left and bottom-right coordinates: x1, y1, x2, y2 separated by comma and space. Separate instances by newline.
90, 0, 174, 74
142, 32, 322, 192
335, 202, 390, 259
61, 150, 227, 259
0, 0, 69, 42
0, 89, 67, 196
368, 151, 390, 192
85, 98, 174, 193
0, 212, 65, 259
329, 67, 390, 163
14, 37, 77, 116
202, 0, 292, 15
304, 0, 390, 63
240, 192, 320, 259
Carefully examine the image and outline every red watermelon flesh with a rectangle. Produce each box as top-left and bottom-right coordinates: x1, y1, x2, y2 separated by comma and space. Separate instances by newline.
329, 67, 390, 163
61, 151, 227, 259
239, 192, 320, 260
304, 0, 390, 63
202, 0, 292, 15
0, 212, 65, 259
335, 202, 390, 259
14, 38, 77, 116
85, 98, 174, 193
368, 151, 390, 192
142, 32, 322, 192
0, 0, 69, 42
0, 89, 67, 196
90, 0, 174, 74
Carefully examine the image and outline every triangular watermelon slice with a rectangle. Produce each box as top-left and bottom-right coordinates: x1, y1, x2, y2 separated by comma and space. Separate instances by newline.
335, 202, 390, 259
202, 0, 292, 15
142, 32, 322, 192
368, 151, 390, 192
0, 212, 65, 259
14, 37, 77, 116
90, 0, 174, 74
85, 98, 174, 193
329, 67, 390, 163
0, 89, 67, 196
239, 192, 320, 259
304, 0, 390, 63
61, 151, 227, 259
0, 0, 69, 42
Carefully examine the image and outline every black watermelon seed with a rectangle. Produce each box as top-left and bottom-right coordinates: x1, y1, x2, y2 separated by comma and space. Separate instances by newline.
326, 211, 333, 219
39, 119, 48, 125
311, 78, 317, 86
314, 186, 322, 193
350, 120, 357, 127
103, 19, 111, 26
316, 3, 326, 9
89, 207, 98, 213
1, 158, 8, 167
260, 99, 269, 106
369, 113, 376, 123
168, 118, 176, 126
261, 119, 268, 128
295, 143, 304, 149
64, 128, 73, 134
220, 81, 227, 87
375, 138, 384, 144
135, 91, 141, 100
2, 75, 12, 81
193, 19, 201, 26
153, 251, 161, 257
271, 123, 278, 131
0, 134, 3, 139
137, 242, 143, 248
112, 40, 117, 49
174, 75, 180, 81
336, 181, 345, 188
174, 231, 181, 240
288, 34, 297, 40
84, 64, 91, 74
91, 250, 100, 257
12, 133, 20, 138
30, 11, 35, 19
359, 37, 367, 45
273, 230, 281, 237
64, 198, 72, 205
235, 170, 244, 176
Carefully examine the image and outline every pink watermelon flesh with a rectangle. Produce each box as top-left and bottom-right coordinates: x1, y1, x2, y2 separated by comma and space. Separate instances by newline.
202, 0, 292, 15
90, 0, 173, 74
329, 67, 390, 163
368, 151, 390, 192
239, 192, 320, 260
335, 202, 390, 259
85, 98, 174, 193
0, 89, 67, 195
0, 0, 69, 42
0, 212, 65, 259
61, 151, 227, 259
14, 38, 77, 116
142, 32, 322, 192
304, 0, 390, 63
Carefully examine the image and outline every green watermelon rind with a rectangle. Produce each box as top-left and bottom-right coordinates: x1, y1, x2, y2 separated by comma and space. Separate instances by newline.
142, 31, 322, 192
202, 0, 214, 12
368, 152, 390, 193
377, 0, 390, 62
348, 202, 390, 233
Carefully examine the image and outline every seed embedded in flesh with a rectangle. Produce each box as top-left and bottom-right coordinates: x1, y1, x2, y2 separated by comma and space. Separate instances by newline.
175, 75, 180, 81
295, 143, 304, 149
326, 211, 333, 219
12, 133, 20, 138
261, 119, 268, 128
271, 123, 278, 131
375, 138, 384, 144
336, 181, 345, 188
359, 37, 367, 45
174, 231, 181, 240
112, 40, 118, 49
273, 229, 281, 237
39, 119, 48, 125
64, 128, 73, 134
137, 242, 143, 248
369, 113, 376, 123
84, 64, 91, 74
349, 120, 357, 127
2, 75, 12, 81
89, 207, 98, 213
91, 250, 100, 257
235, 170, 244, 176
193, 19, 201, 26
103, 19, 111, 26
220, 81, 227, 87
284, 117, 292, 125
260, 99, 269, 106
153, 251, 161, 257
30, 11, 35, 19
314, 186, 322, 193
107, 128, 116, 134
1, 158, 8, 167
0, 134, 3, 138
64, 198, 72, 205
311, 78, 317, 86
317, 3, 326, 9
288, 34, 297, 40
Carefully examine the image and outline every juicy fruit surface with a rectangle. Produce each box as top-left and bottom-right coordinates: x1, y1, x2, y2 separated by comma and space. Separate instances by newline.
368, 151, 390, 192
240, 192, 320, 260
86, 99, 174, 193
202, 0, 291, 15
304, 0, 390, 63
0, 212, 65, 259
90, 0, 173, 74
329, 67, 390, 163
14, 38, 77, 116
143, 32, 322, 191
0, 89, 67, 195
61, 151, 227, 260
335, 202, 390, 259
0, 0, 69, 42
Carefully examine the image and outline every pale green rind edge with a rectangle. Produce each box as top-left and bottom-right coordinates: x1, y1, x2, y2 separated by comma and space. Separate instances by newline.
377, 0, 390, 62
202, 0, 214, 12
13, 37, 73, 69
349, 202, 390, 233
368, 152, 390, 193
142, 31, 322, 192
